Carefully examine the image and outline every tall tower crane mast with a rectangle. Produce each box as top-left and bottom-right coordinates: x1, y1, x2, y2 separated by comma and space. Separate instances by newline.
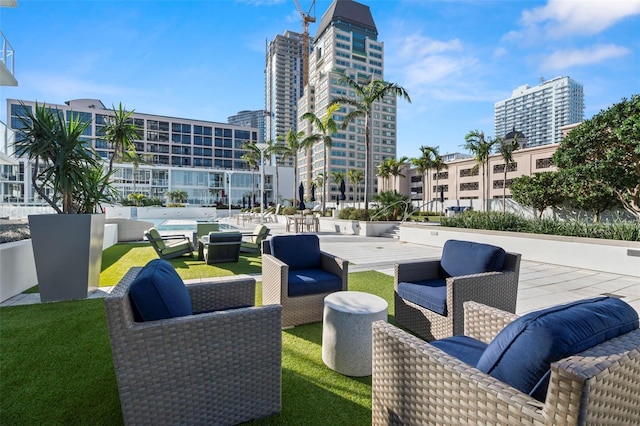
293, 0, 316, 87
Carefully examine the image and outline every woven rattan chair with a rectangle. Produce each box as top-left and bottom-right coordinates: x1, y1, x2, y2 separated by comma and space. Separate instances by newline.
104, 268, 282, 425
261, 235, 348, 327
395, 241, 521, 341
372, 301, 640, 425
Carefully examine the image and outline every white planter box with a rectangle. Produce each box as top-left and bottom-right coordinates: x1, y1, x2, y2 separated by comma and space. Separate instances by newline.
0, 240, 37, 302
399, 224, 640, 277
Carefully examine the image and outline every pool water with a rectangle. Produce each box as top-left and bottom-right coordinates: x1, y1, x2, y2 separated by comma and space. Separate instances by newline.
144, 219, 233, 232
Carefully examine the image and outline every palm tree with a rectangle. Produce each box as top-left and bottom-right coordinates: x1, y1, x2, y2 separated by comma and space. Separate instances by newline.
314, 173, 325, 207
464, 130, 496, 212
332, 76, 411, 216
497, 135, 519, 212
431, 147, 449, 214
241, 141, 260, 208
330, 170, 346, 206
302, 103, 340, 215
376, 161, 391, 192
387, 156, 408, 193
101, 103, 141, 195
265, 139, 285, 204
278, 128, 319, 208
411, 146, 435, 209
347, 169, 364, 208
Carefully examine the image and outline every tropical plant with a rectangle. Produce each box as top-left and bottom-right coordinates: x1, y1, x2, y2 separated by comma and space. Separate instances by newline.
118, 148, 153, 194
496, 136, 519, 212
332, 76, 411, 216
165, 190, 188, 205
265, 139, 288, 203
510, 172, 565, 218
241, 141, 260, 208
387, 156, 408, 194
302, 103, 341, 215
12, 102, 114, 213
347, 168, 364, 208
330, 170, 346, 205
278, 128, 319, 208
100, 103, 141, 194
127, 193, 146, 207
431, 147, 448, 213
558, 169, 619, 223
376, 160, 391, 192
464, 130, 496, 212
553, 95, 640, 218
372, 190, 411, 221
411, 146, 435, 208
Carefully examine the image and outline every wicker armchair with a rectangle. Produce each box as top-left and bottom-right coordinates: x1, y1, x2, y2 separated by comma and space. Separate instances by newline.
372, 301, 640, 425
262, 235, 348, 327
395, 241, 521, 341
104, 268, 282, 426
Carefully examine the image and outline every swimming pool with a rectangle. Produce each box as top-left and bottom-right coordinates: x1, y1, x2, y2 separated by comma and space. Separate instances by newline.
144, 219, 234, 232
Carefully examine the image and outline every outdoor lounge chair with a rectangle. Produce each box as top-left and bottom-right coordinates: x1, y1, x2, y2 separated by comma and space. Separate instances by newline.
261, 234, 348, 327
395, 239, 521, 341
202, 231, 242, 264
104, 260, 282, 425
144, 227, 193, 260
372, 298, 640, 425
240, 224, 270, 253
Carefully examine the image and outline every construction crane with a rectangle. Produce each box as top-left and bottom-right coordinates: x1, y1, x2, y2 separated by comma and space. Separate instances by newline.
293, 0, 316, 87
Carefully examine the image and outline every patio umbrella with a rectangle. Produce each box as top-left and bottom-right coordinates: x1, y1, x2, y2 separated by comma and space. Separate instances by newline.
298, 182, 306, 210
310, 183, 316, 202
242, 196, 246, 209
253, 194, 256, 208
263, 191, 267, 208
439, 186, 444, 203
339, 179, 346, 201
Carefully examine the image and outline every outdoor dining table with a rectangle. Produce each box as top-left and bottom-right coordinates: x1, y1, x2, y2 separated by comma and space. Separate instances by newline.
286, 215, 319, 233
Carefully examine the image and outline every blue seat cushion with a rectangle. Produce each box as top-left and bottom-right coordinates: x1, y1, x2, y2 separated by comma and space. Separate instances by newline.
270, 234, 322, 270
431, 335, 488, 366
440, 240, 506, 277
476, 297, 639, 402
287, 269, 342, 297
397, 279, 447, 315
128, 259, 193, 322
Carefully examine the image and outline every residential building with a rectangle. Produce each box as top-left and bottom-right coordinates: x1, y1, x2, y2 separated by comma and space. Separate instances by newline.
5, 98, 294, 207
227, 109, 265, 143
494, 76, 584, 147
297, 0, 391, 204
0, 0, 17, 87
386, 143, 559, 209
265, 30, 305, 163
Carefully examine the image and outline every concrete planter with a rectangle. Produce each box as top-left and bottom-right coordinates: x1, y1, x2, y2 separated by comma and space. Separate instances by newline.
0, 239, 38, 303
318, 218, 400, 237
28, 214, 105, 302
399, 223, 640, 277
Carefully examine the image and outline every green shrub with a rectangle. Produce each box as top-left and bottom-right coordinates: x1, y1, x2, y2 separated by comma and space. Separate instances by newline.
338, 207, 355, 219
440, 211, 639, 241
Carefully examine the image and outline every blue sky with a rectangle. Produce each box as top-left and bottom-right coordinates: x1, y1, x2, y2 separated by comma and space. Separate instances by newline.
2, 0, 639, 158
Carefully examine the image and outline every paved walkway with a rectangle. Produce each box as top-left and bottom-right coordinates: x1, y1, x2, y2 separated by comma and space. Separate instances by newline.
2, 217, 638, 315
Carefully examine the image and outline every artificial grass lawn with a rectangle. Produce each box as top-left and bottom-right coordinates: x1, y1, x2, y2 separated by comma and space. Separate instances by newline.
0, 270, 395, 425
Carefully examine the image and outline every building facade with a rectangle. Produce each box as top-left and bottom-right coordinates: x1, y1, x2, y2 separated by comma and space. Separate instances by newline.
494, 76, 584, 147
265, 30, 305, 162
227, 109, 265, 143
387, 143, 559, 209
297, 0, 393, 204
4, 98, 291, 207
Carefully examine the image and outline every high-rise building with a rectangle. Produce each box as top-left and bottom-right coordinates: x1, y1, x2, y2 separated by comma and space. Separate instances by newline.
5, 98, 290, 206
265, 30, 305, 158
494, 76, 584, 148
297, 0, 392, 204
227, 109, 265, 143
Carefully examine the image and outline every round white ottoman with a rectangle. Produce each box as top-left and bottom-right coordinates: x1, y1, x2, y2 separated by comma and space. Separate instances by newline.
322, 291, 388, 376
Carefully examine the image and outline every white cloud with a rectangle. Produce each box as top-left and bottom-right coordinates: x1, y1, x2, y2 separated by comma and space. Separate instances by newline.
398, 34, 463, 58
540, 44, 630, 71
517, 0, 640, 38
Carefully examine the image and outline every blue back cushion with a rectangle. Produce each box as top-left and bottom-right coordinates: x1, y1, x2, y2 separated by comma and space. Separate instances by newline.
476, 297, 639, 401
440, 240, 506, 277
269, 234, 322, 270
128, 259, 193, 322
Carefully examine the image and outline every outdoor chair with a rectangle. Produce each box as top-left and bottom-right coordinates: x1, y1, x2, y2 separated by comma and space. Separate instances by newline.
372, 298, 640, 425
262, 234, 348, 327
192, 221, 220, 250
144, 227, 193, 260
395, 239, 521, 341
240, 224, 270, 253
104, 259, 282, 426
202, 231, 242, 264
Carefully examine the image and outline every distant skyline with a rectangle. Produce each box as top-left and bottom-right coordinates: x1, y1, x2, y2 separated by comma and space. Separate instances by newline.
2, 0, 639, 158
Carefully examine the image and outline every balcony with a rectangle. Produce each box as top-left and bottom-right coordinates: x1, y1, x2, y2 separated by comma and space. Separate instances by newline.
0, 31, 17, 86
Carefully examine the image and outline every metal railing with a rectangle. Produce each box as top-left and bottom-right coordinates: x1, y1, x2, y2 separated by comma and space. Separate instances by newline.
0, 31, 15, 80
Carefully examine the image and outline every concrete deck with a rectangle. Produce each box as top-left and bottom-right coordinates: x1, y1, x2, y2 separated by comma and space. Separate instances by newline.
2, 217, 638, 315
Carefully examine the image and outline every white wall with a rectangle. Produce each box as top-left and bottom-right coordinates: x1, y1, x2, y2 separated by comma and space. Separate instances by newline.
0, 240, 37, 302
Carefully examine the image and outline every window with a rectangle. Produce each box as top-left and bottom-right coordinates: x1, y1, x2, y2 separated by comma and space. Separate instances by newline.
460, 168, 479, 177
536, 158, 554, 169
460, 182, 479, 191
